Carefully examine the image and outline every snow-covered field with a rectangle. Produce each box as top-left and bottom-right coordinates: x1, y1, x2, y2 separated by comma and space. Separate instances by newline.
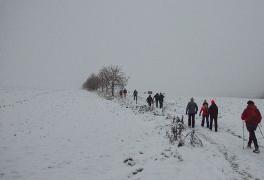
0, 88, 263, 180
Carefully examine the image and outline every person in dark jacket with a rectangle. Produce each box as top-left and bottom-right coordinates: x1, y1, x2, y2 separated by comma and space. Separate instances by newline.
153, 93, 160, 108
186, 97, 198, 128
241, 100, 262, 153
119, 90, 123, 98
123, 88, 127, 98
209, 100, 218, 132
146, 95, 153, 107
199, 100, 209, 128
159, 93, 164, 109
133, 90, 138, 103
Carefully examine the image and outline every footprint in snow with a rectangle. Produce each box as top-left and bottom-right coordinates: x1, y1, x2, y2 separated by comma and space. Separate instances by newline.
124, 158, 136, 167
128, 168, 144, 178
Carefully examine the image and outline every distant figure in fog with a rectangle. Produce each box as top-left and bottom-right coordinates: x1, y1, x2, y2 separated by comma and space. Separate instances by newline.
123, 88, 127, 98
241, 100, 262, 153
209, 100, 218, 132
119, 90, 123, 98
146, 95, 153, 107
133, 89, 138, 103
186, 97, 198, 128
153, 93, 160, 108
159, 93, 164, 109
199, 100, 209, 128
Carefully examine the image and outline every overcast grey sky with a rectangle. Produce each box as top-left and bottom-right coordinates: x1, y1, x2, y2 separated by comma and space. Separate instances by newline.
0, 0, 264, 98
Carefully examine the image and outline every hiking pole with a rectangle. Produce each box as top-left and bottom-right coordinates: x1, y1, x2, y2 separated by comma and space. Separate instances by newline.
243, 122, 245, 149
258, 125, 264, 139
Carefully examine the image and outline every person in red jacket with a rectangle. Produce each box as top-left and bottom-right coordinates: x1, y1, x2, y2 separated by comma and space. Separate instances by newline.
241, 100, 262, 153
199, 100, 209, 128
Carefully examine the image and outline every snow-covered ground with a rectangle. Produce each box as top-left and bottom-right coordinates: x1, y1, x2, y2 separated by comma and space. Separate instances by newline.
0, 89, 263, 180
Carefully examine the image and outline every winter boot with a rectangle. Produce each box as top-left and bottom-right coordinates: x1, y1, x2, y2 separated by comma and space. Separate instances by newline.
253, 149, 260, 153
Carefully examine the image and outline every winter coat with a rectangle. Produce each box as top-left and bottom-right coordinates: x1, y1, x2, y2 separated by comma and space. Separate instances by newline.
159, 94, 164, 103
209, 103, 218, 118
133, 90, 138, 96
200, 102, 209, 116
147, 96, 153, 104
154, 93, 160, 101
186, 101, 198, 115
241, 104, 262, 126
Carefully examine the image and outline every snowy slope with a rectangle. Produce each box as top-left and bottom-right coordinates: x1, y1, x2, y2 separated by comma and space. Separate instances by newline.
0, 89, 263, 180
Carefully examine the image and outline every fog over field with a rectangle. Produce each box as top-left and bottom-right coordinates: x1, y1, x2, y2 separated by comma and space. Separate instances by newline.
0, 0, 264, 98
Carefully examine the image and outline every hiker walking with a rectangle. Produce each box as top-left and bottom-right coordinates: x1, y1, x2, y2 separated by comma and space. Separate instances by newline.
199, 100, 209, 128
159, 93, 164, 109
146, 95, 153, 107
209, 100, 218, 132
241, 100, 262, 153
153, 93, 160, 108
186, 97, 198, 128
133, 89, 138, 103
119, 90, 123, 98
123, 88, 127, 98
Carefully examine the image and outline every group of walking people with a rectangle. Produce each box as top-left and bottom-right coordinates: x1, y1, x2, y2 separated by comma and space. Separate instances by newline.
186, 98, 218, 131
119, 88, 127, 98
146, 93, 165, 109
121, 89, 263, 153
186, 97, 262, 153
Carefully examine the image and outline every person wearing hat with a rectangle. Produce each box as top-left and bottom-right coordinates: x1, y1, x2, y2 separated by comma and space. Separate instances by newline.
186, 97, 198, 128
209, 100, 218, 132
241, 100, 262, 153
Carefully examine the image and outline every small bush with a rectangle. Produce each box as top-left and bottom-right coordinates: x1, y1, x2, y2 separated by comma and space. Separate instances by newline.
82, 73, 101, 91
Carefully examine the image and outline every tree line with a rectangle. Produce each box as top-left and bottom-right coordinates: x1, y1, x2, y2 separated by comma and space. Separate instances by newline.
82, 65, 128, 96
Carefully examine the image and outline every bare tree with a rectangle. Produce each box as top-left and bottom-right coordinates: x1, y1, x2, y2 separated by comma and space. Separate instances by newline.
83, 65, 128, 96
108, 65, 128, 96
98, 67, 111, 94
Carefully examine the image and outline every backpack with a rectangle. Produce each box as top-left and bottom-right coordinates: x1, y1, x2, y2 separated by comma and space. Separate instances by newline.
251, 108, 262, 124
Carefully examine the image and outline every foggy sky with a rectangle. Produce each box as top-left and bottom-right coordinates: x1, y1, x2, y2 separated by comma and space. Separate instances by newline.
0, 0, 264, 98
